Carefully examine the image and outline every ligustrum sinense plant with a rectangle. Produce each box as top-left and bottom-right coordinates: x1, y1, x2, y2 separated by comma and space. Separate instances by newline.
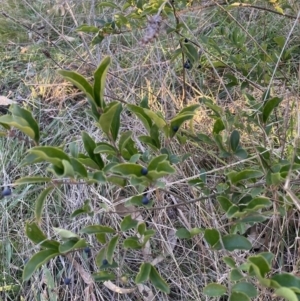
1, 1, 300, 300
1, 55, 300, 300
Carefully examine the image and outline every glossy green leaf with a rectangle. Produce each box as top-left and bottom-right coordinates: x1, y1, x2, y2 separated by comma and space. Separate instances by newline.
80, 225, 115, 234
57, 70, 94, 104
149, 265, 170, 294
176, 228, 191, 239
53, 228, 79, 240
213, 118, 225, 134
70, 158, 88, 178
123, 237, 142, 249
157, 161, 176, 174
14, 176, 51, 185
229, 291, 250, 301
82, 131, 104, 169
271, 273, 300, 292
99, 102, 122, 139
35, 187, 54, 223
95, 248, 107, 267
245, 197, 272, 211
111, 163, 145, 177
230, 269, 244, 281
262, 97, 283, 123
71, 199, 92, 218
121, 215, 139, 231
148, 155, 168, 171
223, 257, 236, 268
94, 143, 117, 155
76, 24, 99, 33
248, 255, 271, 284
23, 249, 60, 281
127, 104, 152, 133
230, 130, 240, 152
232, 282, 257, 298
135, 262, 152, 283
138, 136, 158, 151
203, 283, 227, 296
274, 287, 298, 301
222, 234, 251, 251
227, 169, 264, 184
93, 271, 116, 281
234, 148, 248, 159
59, 239, 87, 253
106, 235, 119, 264
204, 229, 222, 250
170, 113, 194, 138
217, 196, 232, 212
92, 171, 106, 183
143, 109, 166, 129
29, 147, 70, 169
93, 56, 110, 108
25, 222, 59, 250
137, 223, 146, 235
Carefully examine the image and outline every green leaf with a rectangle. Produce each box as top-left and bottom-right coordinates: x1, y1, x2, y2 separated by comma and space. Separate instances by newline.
229, 291, 250, 301
59, 239, 87, 253
98, 2, 119, 9
227, 169, 264, 184
170, 113, 194, 138
149, 265, 170, 294
23, 249, 60, 281
213, 118, 225, 134
274, 287, 298, 301
93, 171, 106, 183
232, 282, 257, 298
137, 223, 146, 235
99, 102, 122, 140
127, 104, 152, 133
25, 222, 59, 250
143, 109, 166, 130
70, 158, 88, 178
14, 176, 52, 185
230, 130, 240, 152
262, 97, 283, 123
123, 237, 142, 249
35, 187, 54, 223
176, 228, 191, 239
230, 269, 244, 281
95, 248, 107, 267
80, 225, 115, 234
148, 155, 168, 171
57, 70, 94, 104
138, 136, 159, 151
204, 229, 222, 250
82, 132, 104, 169
94, 143, 117, 155
76, 24, 99, 33
71, 200, 92, 218
53, 228, 79, 240
271, 273, 300, 292
248, 255, 271, 282
223, 257, 236, 268
217, 196, 233, 212
11, 104, 39, 143
245, 197, 272, 211
182, 43, 199, 64
106, 235, 119, 264
222, 234, 252, 251
121, 215, 139, 231
203, 283, 227, 297
93, 56, 111, 108
29, 147, 70, 169
135, 262, 152, 283
111, 163, 145, 177
93, 271, 116, 281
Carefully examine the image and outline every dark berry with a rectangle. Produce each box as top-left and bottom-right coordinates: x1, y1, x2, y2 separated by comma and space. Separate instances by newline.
84, 247, 91, 254
142, 196, 150, 205
184, 60, 191, 69
184, 38, 189, 43
64, 277, 71, 285
173, 125, 179, 132
1, 187, 11, 197
102, 259, 108, 265
141, 167, 148, 176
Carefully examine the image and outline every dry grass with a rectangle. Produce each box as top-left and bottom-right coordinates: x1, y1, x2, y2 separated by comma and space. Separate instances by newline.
1, 0, 300, 300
